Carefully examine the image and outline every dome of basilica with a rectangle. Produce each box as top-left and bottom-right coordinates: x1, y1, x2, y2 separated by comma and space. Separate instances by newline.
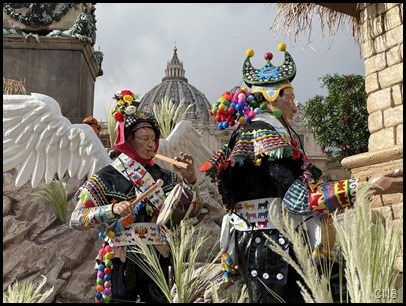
138, 47, 212, 123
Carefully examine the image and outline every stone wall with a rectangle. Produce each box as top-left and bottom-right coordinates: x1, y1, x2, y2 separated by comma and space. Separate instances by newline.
341, 3, 403, 276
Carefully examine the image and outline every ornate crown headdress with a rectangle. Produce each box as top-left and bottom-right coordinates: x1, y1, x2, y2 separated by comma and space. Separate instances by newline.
208, 42, 296, 130
243, 42, 296, 102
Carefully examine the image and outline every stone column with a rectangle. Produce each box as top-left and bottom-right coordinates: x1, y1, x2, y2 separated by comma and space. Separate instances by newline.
341, 3, 403, 274
2, 3, 102, 124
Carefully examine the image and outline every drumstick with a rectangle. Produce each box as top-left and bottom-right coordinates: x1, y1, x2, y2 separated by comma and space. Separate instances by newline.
130, 179, 164, 206
119, 179, 165, 228
154, 153, 189, 169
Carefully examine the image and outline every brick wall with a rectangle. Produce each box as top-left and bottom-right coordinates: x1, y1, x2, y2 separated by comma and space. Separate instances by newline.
359, 2, 403, 279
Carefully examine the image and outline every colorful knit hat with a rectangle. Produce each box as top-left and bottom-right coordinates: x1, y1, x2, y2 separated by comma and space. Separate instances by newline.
111, 89, 160, 140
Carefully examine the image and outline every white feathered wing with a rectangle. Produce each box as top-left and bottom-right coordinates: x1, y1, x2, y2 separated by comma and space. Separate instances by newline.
3, 93, 112, 188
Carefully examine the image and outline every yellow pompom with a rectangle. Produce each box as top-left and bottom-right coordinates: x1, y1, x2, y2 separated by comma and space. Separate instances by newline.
104, 252, 113, 260
278, 42, 286, 52
245, 48, 254, 57
106, 231, 115, 238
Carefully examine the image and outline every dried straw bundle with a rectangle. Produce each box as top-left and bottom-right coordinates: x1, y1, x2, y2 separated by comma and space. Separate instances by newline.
3, 78, 27, 95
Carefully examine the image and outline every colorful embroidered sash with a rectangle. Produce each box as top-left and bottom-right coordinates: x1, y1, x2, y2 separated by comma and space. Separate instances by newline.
108, 153, 167, 246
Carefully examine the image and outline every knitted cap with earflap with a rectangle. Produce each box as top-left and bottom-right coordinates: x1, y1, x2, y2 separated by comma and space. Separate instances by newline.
111, 89, 161, 165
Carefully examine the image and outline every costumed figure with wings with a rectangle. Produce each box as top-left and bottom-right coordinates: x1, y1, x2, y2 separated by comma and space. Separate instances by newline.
3, 89, 208, 303
199, 43, 403, 303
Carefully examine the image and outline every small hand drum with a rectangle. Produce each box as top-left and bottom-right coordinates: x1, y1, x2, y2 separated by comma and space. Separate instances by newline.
157, 184, 196, 230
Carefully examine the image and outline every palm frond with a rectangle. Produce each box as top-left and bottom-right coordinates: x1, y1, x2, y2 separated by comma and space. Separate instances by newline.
3, 275, 54, 303
127, 221, 221, 302
267, 182, 403, 303
332, 181, 403, 303
152, 96, 195, 138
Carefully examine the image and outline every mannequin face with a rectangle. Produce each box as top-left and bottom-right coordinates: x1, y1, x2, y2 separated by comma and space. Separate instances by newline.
128, 127, 157, 160
271, 87, 297, 127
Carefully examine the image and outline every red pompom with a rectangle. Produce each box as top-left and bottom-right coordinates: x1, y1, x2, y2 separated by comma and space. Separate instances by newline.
264, 52, 273, 60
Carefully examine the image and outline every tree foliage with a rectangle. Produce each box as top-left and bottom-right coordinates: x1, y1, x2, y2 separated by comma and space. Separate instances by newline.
303, 74, 369, 163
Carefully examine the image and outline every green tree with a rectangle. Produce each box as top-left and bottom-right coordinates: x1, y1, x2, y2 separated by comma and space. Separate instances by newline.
303, 74, 369, 163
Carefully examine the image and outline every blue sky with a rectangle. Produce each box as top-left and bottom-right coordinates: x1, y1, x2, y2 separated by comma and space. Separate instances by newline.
92, 3, 364, 121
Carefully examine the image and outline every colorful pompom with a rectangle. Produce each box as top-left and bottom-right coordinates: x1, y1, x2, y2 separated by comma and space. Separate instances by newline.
246, 48, 254, 57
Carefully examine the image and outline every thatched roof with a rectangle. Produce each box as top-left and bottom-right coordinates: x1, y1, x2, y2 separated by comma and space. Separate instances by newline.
268, 3, 361, 50
3, 78, 27, 95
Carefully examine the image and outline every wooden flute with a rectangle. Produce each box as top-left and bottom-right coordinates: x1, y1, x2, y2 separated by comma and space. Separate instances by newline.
153, 153, 189, 169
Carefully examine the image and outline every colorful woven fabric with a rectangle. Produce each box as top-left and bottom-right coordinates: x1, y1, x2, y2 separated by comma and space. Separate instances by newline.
309, 178, 363, 220
220, 250, 240, 283
311, 243, 340, 266
230, 128, 292, 166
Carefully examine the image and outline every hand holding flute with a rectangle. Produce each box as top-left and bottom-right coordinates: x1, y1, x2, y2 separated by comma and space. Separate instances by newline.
154, 152, 197, 185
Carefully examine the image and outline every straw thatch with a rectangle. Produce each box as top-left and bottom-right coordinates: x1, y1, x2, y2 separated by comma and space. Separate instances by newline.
3, 78, 27, 95
268, 3, 361, 51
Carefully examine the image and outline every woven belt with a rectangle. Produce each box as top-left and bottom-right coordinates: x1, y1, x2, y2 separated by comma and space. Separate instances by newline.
231, 197, 281, 231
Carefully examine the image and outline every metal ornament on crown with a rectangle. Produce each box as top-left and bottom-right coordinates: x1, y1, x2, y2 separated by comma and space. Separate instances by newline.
209, 42, 297, 130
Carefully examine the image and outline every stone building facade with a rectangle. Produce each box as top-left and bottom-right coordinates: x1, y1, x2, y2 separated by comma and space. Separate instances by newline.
337, 3, 403, 274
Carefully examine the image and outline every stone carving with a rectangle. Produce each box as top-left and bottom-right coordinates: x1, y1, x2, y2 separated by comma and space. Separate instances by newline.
3, 3, 77, 27
2, 27, 40, 42
94, 50, 104, 75
3, 3, 101, 69
46, 8, 97, 46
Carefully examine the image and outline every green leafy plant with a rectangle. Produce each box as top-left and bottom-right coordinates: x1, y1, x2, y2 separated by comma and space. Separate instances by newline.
303, 74, 369, 163
127, 221, 221, 302
34, 179, 68, 223
152, 96, 194, 138
3, 275, 54, 303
